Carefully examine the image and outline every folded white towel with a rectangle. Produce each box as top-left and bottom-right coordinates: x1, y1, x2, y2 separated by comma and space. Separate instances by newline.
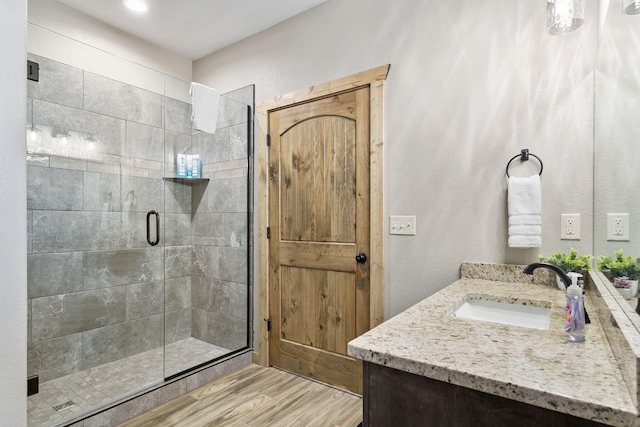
508, 175, 542, 248
508, 175, 541, 215
509, 215, 542, 238
190, 82, 219, 134
508, 224, 542, 236
509, 234, 542, 248
508, 214, 541, 226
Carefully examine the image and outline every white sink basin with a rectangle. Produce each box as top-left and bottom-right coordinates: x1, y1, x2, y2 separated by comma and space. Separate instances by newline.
451, 299, 551, 330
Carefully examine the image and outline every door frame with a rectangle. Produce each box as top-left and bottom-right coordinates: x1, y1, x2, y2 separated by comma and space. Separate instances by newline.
254, 65, 389, 366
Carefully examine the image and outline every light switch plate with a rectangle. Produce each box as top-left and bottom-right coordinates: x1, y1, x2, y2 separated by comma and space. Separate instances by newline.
390, 216, 416, 235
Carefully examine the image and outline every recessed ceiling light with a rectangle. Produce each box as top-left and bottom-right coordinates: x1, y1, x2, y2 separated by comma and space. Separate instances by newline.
122, 0, 148, 13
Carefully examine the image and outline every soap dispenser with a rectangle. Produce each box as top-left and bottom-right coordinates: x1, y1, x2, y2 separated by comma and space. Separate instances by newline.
565, 273, 586, 342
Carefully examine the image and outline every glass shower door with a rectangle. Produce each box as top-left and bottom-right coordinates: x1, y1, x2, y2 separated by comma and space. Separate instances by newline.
162, 86, 253, 378
26, 53, 166, 426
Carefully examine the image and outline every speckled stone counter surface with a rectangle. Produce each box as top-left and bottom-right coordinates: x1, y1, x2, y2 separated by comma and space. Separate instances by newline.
348, 263, 640, 426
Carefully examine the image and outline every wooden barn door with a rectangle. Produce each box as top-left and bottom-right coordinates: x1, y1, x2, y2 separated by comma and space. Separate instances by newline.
267, 87, 371, 393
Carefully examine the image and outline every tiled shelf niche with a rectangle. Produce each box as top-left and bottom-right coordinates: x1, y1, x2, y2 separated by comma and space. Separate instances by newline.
163, 177, 210, 185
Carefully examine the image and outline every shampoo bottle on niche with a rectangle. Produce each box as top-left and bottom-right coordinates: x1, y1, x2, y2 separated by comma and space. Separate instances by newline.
191, 154, 201, 178
565, 273, 586, 342
186, 155, 193, 177
176, 154, 187, 178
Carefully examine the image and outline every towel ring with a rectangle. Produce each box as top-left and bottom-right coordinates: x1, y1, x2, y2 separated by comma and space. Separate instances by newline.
505, 149, 543, 178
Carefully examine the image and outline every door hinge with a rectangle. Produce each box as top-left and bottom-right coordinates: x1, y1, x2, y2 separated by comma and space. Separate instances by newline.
264, 318, 272, 332
27, 375, 39, 396
266, 134, 271, 147
27, 60, 39, 82
266, 227, 271, 239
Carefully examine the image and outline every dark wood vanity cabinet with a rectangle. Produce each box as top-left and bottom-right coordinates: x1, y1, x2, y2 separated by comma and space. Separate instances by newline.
362, 362, 609, 427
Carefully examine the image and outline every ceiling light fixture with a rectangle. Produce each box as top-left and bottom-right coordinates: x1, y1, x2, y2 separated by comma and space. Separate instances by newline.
547, 0, 585, 35
122, 0, 148, 13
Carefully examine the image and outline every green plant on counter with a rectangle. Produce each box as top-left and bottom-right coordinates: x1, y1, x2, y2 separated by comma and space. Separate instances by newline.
538, 248, 593, 273
597, 249, 640, 281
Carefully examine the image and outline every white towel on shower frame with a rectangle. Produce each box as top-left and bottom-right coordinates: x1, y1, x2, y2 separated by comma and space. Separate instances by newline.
190, 82, 219, 134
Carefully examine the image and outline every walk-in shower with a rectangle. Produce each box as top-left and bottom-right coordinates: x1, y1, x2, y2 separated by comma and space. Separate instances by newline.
26, 53, 253, 426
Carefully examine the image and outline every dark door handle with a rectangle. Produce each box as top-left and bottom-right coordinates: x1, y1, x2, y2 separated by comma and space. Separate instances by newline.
146, 210, 160, 246
355, 253, 367, 264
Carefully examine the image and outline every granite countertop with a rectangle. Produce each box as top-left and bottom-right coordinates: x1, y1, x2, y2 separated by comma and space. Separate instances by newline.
348, 277, 638, 426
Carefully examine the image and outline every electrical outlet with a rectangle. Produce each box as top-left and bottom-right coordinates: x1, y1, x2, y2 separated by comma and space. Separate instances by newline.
561, 214, 581, 240
389, 215, 416, 235
607, 213, 630, 241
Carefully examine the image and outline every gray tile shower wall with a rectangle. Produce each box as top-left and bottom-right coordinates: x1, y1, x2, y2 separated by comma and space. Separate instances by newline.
82, 315, 164, 368
26, 55, 83, 109
164, 97, 193, 135
83, 72, 163, 127
26, 53, 252, 384
33, 99, 126, 158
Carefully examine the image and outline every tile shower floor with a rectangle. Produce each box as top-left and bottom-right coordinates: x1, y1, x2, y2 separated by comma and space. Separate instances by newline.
27, 337, 229, 427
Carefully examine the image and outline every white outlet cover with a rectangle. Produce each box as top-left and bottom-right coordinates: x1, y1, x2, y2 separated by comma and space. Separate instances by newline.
561, 214, 581, 240
607, 213, 630, 241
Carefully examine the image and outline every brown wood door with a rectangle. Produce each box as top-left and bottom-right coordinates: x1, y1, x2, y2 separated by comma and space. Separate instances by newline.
268, 88, 370, 394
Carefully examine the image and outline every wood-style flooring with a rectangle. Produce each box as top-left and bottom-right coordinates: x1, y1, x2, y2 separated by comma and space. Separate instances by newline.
118, 364, 363, 427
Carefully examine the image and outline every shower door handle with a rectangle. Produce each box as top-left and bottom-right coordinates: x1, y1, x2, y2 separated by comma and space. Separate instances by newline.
146, 210, 160, 246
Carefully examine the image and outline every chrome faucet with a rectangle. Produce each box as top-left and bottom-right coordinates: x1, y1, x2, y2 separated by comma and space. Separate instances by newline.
523, 262, 590, 324
522, 262, 571, 288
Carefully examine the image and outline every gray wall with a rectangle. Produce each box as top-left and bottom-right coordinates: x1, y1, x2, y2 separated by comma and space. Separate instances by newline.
27, 54, 251, 383
194, 0, 597, 325
0, 0, 28, 424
